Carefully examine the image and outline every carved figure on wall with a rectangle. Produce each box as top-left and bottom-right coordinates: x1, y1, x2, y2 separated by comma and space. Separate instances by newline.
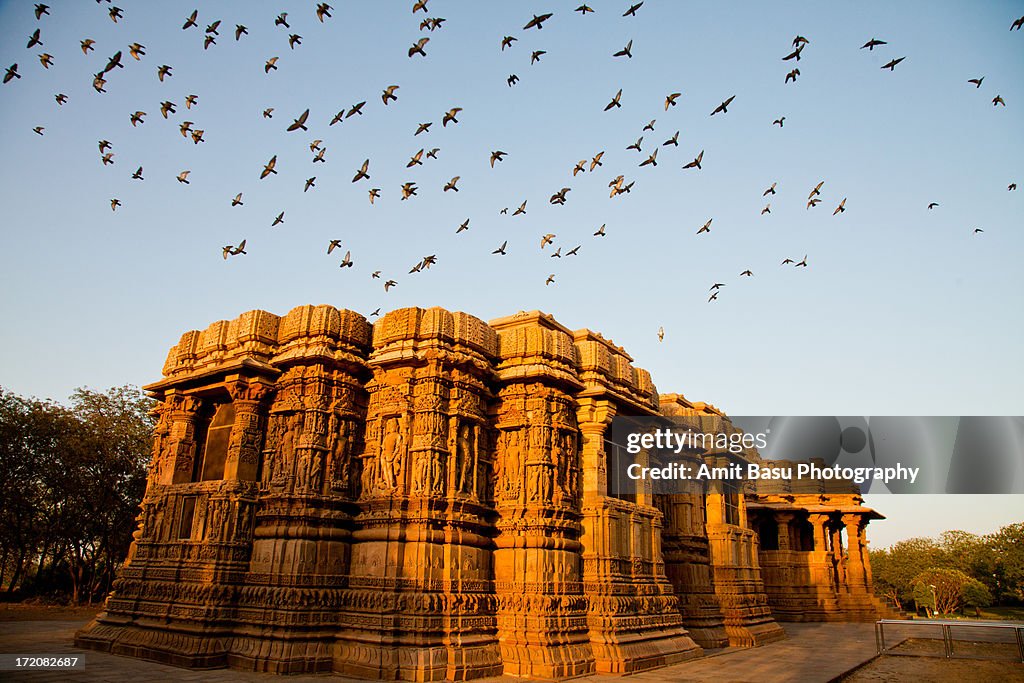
309, 449, 323, 492
491, 431, 504, 496
412, 450, 429, 494
238, 503, 253, 541
326, 417, 350, 492
380, 417, 404, 490
527, 426, 553, 503
279, 413, 302, 480
207, 500, 225, 541
454, 421, 475, 494
505, 430, 522, 496
146, 407, 171, 489
153, 498, 166, 541
553, 431, 572, 504
362, 445, 378, 494
429, 451, 443, 495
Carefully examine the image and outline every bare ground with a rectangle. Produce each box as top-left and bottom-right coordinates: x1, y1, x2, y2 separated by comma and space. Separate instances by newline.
0, 602, 101, 622
844, 639, 1024, 682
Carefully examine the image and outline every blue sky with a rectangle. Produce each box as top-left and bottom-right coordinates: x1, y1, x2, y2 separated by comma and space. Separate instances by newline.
0, 2, 1021, 540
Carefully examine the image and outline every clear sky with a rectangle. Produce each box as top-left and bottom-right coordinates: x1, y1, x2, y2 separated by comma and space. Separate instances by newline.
863, 495, 1022, 549
0, 2, 1021, 542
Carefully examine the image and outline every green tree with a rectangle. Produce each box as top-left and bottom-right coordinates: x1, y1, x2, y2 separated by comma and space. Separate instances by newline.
911, 568, 988, 616
986, 522, 1024, 604
0, 385, 154, 603
938, 530, 990, 576
962, 578, 993, 617
870, 537, 944, 608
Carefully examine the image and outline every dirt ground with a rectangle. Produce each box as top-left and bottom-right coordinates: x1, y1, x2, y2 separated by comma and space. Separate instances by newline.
844, 639, 1024, 682
0, 602, 100, 622
845, 656, 1024, 682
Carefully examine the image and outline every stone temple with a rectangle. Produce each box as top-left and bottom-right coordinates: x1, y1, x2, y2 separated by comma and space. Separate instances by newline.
76, 305, 898, 679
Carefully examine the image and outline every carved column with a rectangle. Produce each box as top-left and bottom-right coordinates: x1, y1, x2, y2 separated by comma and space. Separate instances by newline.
576, 396, 702, 673
490, 312, 593, 679
842, 513, 868, 593
701, 450, 784, 646
808, 513, 829, 553
164, 393, 201, 484
775, 512, 794, 551
339, 307, 502, 682
831, 522, 847, 587
233, 305, 372, 674
223, 379, 272, 481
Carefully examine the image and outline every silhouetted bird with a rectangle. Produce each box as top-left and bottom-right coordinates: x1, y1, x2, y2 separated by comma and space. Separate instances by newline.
352, 159, 370, 182
260, 155, 278, 179
881, 57, 905, 71
710, 95, 735, 115
682, 150, 703, 170
409, 37, 429, 57
442, 107, 461, 126
523, 13, 553, 30
287, 108, 310, 131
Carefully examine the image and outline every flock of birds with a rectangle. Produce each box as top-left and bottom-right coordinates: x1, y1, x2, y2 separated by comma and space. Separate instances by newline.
4, 2, 1021, 337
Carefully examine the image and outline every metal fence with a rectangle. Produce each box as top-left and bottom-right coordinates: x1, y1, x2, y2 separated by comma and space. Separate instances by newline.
875, 619, 1024, 663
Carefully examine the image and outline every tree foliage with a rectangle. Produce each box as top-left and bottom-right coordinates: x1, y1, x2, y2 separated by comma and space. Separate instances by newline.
871, 524, 1023, 613
0, 385, 154, 604
911, 568, 991, 616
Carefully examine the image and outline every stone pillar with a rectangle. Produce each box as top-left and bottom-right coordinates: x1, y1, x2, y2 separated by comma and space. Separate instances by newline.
164, 393, 201, 484
575, 396, 702, 673
338, 307, 502, 682
232, 305, 372, 674
831, 523, 847, 587
808, 513, 828, 552
775, 512, 794, 551
223, 379, 272, 481
842, 514, 868, 593
700, 446, 785, 646
490, 312, 594, 679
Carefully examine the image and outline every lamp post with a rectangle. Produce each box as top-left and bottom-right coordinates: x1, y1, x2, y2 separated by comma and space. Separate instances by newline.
929, 584, 938, 617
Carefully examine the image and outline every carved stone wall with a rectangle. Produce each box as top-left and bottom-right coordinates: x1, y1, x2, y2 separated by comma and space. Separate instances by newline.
76, 305, 885, 679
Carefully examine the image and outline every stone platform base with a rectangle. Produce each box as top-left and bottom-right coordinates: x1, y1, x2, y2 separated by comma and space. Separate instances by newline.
590, 630, 703, 674
75, 616, 233, 669
724, 619, 788, 648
